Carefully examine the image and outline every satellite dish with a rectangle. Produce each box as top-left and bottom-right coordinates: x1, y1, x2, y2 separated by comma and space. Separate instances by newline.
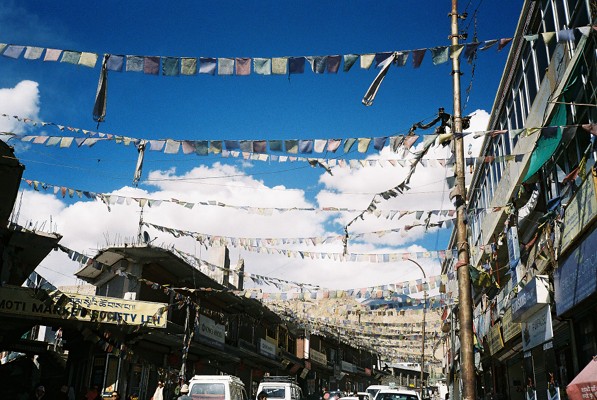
142, 231, 151, 244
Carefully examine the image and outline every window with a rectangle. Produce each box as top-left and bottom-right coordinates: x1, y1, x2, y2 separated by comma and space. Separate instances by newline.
513, 90, 524, 129
507, 105, 514, 130
533, 38, 549, 84
567, 0, 590, 29
522, 45, 539, 106
266, 325, 277, 340
263, 387, 285, 399
541, 0, 557, 59
190, 382, 226, 400
554, 0, 570, 28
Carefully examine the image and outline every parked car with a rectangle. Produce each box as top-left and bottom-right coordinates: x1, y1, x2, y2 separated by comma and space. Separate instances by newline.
339, 391, 371, 400
188, 375, 248, 400
356, 392, 372, 400
366, 385, 389, 400
327, 391, 345, 400
374, 389, 421, 400
256, 376, 303, 400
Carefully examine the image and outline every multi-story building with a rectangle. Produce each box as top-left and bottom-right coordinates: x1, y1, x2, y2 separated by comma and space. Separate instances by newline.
443, 2, 595, 400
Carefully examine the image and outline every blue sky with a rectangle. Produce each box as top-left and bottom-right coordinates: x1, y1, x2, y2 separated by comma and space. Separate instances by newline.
0, 1, 522, 289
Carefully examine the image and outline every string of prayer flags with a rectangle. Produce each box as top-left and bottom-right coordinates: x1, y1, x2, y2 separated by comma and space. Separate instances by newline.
48, 239, 442, 359
142, 221, 458, 262
26, 177, 520, 221
17, 26, 591, 77
57, 241, 447, 301
143, 218, 456, 253
1, 111, 579, 160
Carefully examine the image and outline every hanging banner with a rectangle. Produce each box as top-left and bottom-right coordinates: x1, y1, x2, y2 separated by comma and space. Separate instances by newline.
502, 307, 522, 343
560, 174, 597, 253
488, 322, 504, 355
554, 225, 597, 316
507, 226, 521, 286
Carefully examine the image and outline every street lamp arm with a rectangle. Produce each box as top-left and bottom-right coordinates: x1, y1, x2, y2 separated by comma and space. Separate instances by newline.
407, 258, 427, 280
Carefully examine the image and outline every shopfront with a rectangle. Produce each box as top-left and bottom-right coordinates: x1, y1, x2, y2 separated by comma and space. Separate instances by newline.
512, 276, 556, 400
554, 224, 597, 390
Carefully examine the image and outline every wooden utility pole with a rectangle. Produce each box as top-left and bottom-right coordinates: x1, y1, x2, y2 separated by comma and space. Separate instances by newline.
450, 1, 476, 400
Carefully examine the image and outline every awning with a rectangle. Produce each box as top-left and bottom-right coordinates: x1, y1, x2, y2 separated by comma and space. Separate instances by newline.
566, 357, 597, 400
523, 103, 566, 182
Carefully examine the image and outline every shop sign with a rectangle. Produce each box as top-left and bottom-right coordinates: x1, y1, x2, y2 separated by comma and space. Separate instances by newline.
487, 322, 504, 355
554, 226, 597, 316
341, 360, 357, 373
196, 314, 225, 344
300, 368, 310, 379
502, 307, 521, 343
309, 348, 327, 365
560, 173, 597, 253
0, 286, 167, 327
521, 305, 553, 351
512, 275, 550, 322
259, 338, 277, 359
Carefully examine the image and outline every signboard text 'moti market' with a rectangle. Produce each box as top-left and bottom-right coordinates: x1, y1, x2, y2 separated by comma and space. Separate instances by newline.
0, 286, 168, 328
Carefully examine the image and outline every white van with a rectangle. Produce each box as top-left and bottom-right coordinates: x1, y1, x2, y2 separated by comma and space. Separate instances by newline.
366, 385, 389, 400
256, 376, 303, 400
188, 375, 248, 400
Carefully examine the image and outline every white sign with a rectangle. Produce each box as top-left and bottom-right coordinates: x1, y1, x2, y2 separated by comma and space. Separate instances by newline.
522, 305, 553, 351
260, 338, 277, 358
512, 276, 550, 322
197, 314, 225, 343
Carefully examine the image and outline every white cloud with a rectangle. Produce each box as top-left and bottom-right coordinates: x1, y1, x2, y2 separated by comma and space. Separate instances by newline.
0, 80, 40, 134
10, 90, 489, 292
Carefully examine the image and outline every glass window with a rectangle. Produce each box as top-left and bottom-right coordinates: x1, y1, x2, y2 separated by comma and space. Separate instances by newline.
554, 0, 569, 28
522, 45, 539, 105
533, 39, 549, 84
541, 0, 557, 59
263, 387, 286, 399
520, 87, 528, 122
507, 103, 518, 150
577, 315, 597, 368
567, 0, 590, 28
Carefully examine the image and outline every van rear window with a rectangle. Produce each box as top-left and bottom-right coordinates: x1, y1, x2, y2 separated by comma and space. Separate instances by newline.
263, 387, 286, 399
191, 383, 226, 400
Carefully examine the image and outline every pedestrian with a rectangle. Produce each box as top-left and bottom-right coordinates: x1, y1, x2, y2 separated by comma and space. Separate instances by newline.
30, 385, 47, 400
86, 385, 101, 400
55, 384, 70, 400
258, 391, 268, 400
54, 327, 63, 351
110, 391, 121, 400
152, 380, 165, 400
178, 384, 192, 400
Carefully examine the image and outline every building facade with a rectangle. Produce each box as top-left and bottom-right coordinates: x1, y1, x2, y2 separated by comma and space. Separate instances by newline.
443, 2, 596, 400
